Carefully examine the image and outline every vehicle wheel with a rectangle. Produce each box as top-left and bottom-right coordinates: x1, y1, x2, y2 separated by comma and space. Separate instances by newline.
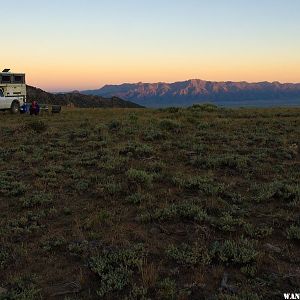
10, 101, 20, 114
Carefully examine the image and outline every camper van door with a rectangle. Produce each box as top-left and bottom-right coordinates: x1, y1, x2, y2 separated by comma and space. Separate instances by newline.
0, 89, 7, 109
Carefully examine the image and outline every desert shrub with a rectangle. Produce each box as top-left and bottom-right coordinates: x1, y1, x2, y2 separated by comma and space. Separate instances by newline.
127, 112, 139, 123
286, 225, 300, 240
0, 148, 14, 160
2, 275, 41, 299
83, 210, 111, 230
191, 154, 250, 171
215, 213, 244, 232
98, 156, 128, 174
127, 169, 153, 188
142, 129, 165, 141
0, 247, 10, 269
97, 210, 111, 223
63, 207, 72, 215
68, 240, 89, 257
162, 107, 180, 113
20, 192, 53, 208
0, 172, 26, 197
90, 244, 144, 297
119, 143, 153, 158
157, 278, 176, 300
8, 212, 45, 235
68, 129, 89, 141
127, 285, 148, 299
274, 183, 300, 205
159, 119, 181, 132
79, 151, 100, 166
172, 175, 224, 195
197, 121, 212, 130
27, 120, 48, 133
218, 292, 260, 300
166, 243, 211, 265
240, 264, 257, 277
41, 236, 66, 252
75, 179, 90, 193
211, 238, 258, 265
145, 161, 165, 174
107, 119, 122, 131
189, 103, 219, 112
243, 223, 273, 238
104, 182, 122, 195
126, 193, 152, 205
47, 150, 65, 160
94, 123, 107, 135
251, 181, 300, 204
139, 202, 208, 223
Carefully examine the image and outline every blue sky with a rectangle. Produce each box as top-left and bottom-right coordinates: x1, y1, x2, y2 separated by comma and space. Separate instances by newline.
2, 0, 300, 90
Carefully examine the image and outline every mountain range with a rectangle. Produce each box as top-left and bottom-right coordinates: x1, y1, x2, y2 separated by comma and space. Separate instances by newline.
82, 79, 300, 107
26, 86, 142, 108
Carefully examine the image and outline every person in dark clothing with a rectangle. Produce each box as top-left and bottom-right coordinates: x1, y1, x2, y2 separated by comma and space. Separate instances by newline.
30, 101, 40, 115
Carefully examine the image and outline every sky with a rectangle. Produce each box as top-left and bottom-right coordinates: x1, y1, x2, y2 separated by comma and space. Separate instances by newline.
2, 0, 300, 91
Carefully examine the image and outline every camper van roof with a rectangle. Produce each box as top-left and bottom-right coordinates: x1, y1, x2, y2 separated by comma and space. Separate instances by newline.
0, 72, 25, 75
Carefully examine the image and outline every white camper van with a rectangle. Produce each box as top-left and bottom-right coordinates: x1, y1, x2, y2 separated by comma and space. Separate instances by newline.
0, 69, 26, 113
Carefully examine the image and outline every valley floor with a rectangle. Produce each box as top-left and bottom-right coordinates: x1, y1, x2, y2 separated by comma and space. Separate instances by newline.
0, 105, 299, 299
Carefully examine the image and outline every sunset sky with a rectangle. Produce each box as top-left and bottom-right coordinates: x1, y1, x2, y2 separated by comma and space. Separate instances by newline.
2, 0, 300, 91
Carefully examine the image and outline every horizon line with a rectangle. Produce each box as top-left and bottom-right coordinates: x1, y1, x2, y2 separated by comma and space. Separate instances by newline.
29, 78, 300, 94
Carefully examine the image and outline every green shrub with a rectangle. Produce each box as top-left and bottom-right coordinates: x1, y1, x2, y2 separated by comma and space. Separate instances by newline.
162, 107, 180, 113
191, 154, 250, 172
107, 119, 122, 131
211, 238, 258, 265
243, 223, 273, 238
173, 175, 224, 195
252, 181, 300, 204
127, 169, 153, 187
75, 179, 90, 193
103, 178, 123, 195
119, 143, 153, 158
0, 172, 26, 197
1, 275, 41, 299
0, 247, 10, 270
126, 193, 152, 205
142, 129, 165, 141
286, 225, 300, 240
41, 236, 66, 252
189, 103, 219, 112
166, 243, 211, 265
8, 211, 47, 236
140, 202, 208, 223
27, 120, 48, 133
240, 264, 257, 277
157, 278, 176, 300
90, 244, 144, 297
68, 240, 89, 257
21, 192, 53, 208
159, 119, 181, 132
218, 292, 260, 300
215, 213, 244, 232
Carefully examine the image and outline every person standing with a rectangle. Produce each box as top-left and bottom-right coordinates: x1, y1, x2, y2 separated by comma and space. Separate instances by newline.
30, 100, 40, 115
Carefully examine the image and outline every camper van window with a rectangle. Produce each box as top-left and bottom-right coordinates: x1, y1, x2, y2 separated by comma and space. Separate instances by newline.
14, 75, 24, 83
1, 75, 11, 83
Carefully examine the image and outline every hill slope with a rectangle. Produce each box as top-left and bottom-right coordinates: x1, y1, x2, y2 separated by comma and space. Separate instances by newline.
82, 79, 300, 107
27, 85, 143, 108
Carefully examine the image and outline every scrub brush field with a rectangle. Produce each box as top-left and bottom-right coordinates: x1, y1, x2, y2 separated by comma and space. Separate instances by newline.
0, 105, 299, 299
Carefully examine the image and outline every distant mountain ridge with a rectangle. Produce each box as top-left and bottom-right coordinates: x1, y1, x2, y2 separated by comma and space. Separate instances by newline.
82, 79, 300, 107
26, 86, 142, 108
